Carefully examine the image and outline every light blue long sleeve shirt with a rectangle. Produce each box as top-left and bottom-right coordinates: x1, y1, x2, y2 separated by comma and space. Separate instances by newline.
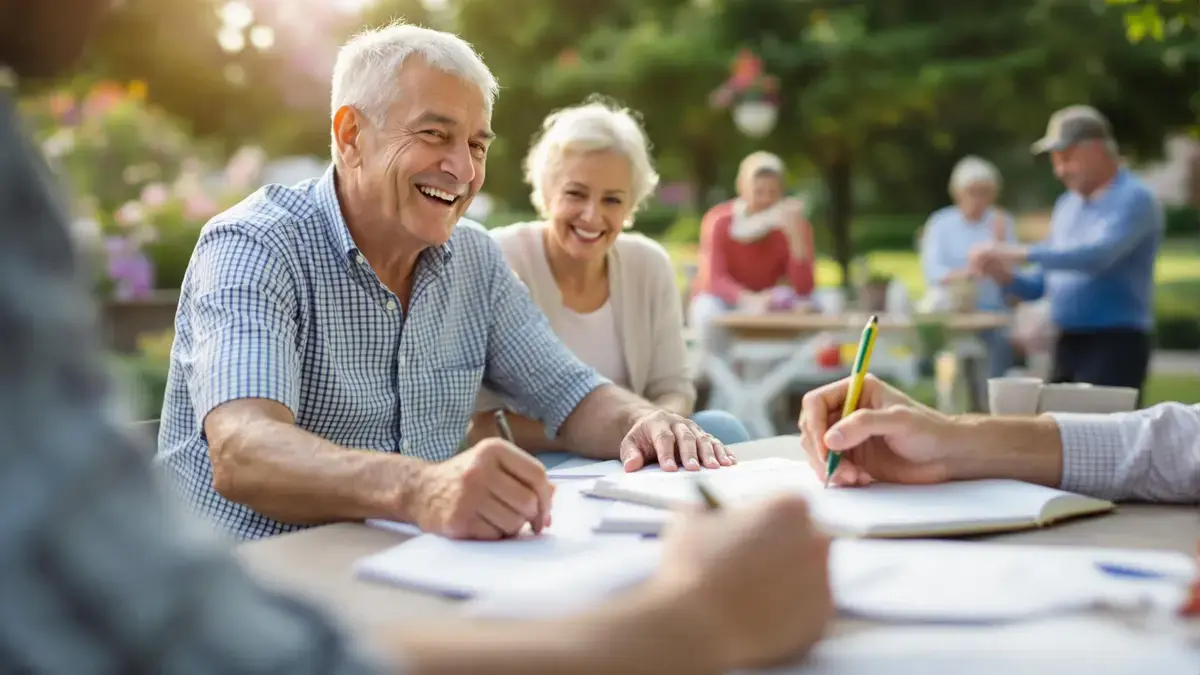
1006, 168, 1163, 331
920, 206, 1016, 311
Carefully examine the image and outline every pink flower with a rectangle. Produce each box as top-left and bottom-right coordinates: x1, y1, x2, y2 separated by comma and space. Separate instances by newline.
224, 146, 266, 190
183, 193, 219, 221
140, 182, 170, 208
115, 201, 144, 228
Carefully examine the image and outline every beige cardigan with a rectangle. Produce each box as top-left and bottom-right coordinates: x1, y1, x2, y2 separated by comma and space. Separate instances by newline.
478, 221, 696, 412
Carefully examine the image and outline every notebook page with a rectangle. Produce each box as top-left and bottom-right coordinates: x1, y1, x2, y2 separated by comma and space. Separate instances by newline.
593, 459, 1099, 537
811, 479, 1075, 535
355, 531, 660, 599
591, 457, 815, 506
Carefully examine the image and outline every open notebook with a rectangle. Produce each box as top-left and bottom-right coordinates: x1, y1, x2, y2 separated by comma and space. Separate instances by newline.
585, 457, 1115, 538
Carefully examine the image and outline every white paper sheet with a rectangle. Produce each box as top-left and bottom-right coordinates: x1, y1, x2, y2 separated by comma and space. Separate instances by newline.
545, 457, 627, 478
355, 531, 660, 599
753, 617, 1200, 675
828, 539, 1196, 623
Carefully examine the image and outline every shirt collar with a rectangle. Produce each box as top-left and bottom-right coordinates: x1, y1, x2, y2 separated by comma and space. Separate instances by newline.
314, 165, 455, 271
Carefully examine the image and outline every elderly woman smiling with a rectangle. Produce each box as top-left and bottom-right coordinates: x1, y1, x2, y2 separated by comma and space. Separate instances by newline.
919, 155, 1017, 380
471, 99, 751, 458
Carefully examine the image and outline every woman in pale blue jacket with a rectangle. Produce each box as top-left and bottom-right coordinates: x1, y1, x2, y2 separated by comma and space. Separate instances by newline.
920, 156, 1017, 378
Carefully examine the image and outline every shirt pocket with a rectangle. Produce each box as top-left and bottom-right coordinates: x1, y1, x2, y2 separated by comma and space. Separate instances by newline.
402, 364, 486, 460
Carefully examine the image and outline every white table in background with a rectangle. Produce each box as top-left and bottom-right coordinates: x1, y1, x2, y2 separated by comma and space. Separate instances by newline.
701, 312, 1010, 438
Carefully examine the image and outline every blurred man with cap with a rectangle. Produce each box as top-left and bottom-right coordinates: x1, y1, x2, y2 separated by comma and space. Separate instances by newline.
971, 105, 1163, 402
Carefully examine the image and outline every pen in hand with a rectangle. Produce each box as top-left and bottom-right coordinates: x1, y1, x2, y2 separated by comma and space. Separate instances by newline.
494, 409, 515, 444
493, 409, 549, 534
826, 314, 878, 488
695, 478, 723, 511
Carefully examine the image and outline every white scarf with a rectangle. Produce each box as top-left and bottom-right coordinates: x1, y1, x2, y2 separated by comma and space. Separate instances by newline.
729, 198, 790, 243
729, 196, 796, 241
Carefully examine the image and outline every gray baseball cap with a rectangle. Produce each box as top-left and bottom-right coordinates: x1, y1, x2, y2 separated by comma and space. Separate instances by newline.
1030, 105, 1114, 154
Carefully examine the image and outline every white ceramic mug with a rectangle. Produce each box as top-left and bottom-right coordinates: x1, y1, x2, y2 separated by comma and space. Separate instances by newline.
987, 376, 1044, 416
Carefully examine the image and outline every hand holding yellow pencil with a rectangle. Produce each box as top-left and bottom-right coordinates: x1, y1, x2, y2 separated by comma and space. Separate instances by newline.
824, 315, 878, 487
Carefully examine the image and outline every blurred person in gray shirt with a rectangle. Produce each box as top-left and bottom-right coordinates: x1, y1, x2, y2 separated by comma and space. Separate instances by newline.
0, 3, 833, 673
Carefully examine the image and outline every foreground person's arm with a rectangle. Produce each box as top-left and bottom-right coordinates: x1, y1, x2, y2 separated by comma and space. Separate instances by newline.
0, 90, 385, 674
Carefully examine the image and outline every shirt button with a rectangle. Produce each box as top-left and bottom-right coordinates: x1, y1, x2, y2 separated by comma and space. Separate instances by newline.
398, 355, 406, 368
402, 440, 411, 453
385, 300, 397, 311
355, 254, 365, 264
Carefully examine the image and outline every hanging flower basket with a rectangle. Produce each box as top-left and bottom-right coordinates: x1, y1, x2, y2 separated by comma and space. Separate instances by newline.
733, 100, 778, 138
709, 49, 781, 137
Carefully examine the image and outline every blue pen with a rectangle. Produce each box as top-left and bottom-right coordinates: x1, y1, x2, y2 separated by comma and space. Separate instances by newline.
1096, 561, 1192, 582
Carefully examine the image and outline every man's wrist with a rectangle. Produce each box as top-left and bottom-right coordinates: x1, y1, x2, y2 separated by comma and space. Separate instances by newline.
945, 414, 1063, 487
386, 456, 437, 523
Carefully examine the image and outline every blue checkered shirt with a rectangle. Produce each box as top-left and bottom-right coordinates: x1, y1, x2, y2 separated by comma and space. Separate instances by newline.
156, 166, 604, 540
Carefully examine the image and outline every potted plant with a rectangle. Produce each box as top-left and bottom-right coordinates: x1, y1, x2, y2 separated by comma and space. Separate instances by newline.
859, 271, 893, 313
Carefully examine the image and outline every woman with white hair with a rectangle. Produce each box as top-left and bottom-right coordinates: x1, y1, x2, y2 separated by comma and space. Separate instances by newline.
919, 155, 1017, 378
470, 98, 751, 457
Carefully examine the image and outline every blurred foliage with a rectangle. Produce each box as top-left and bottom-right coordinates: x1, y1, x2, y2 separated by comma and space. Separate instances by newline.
22, 0, 1200, 275
19, 79, 203, 215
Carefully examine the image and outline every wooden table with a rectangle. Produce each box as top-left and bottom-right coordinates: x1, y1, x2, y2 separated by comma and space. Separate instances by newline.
236, 435, 1200, 639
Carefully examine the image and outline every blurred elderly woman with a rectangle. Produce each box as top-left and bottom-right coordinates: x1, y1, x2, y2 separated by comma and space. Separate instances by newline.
471, 99, 751, 457
919, 155, 1017, 378
689, 151, 815, 351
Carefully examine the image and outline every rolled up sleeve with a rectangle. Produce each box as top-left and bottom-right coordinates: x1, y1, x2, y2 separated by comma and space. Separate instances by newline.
481, 245, 605, 438
185, 224, 300, 426
1052, 403, 1200, 503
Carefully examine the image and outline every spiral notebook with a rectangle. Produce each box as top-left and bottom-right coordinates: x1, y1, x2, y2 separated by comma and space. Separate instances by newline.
585, 458, 1115, 538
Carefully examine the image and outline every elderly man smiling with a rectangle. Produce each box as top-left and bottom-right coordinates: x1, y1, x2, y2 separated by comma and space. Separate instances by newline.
155, 24, 734, 542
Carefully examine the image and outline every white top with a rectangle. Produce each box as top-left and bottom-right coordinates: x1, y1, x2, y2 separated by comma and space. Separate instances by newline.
477, 222, 694, 412
527, 231, 630, 388
555, 301, 630, 389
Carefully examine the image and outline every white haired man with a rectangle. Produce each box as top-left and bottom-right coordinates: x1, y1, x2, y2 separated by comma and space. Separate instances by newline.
919, 155, 1017, 382
154, 24, 738, 543
970, 106, 1164, 403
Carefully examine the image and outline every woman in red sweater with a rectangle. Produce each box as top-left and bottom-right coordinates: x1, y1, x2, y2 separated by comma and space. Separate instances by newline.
689, 151, 816, 350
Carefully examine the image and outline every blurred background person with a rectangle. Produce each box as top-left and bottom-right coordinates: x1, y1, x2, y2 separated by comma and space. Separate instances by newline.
971, 106, 1164, 403
920, 155, 1017, 381
689, 151, 816, 353
473, 99, 751, 457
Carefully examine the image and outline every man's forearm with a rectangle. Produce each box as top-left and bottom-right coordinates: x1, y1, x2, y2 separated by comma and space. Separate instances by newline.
396, 582, 724, 675
211, 417, 430, 525
947, 414, 1063, 487
558, 384, 655, 459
